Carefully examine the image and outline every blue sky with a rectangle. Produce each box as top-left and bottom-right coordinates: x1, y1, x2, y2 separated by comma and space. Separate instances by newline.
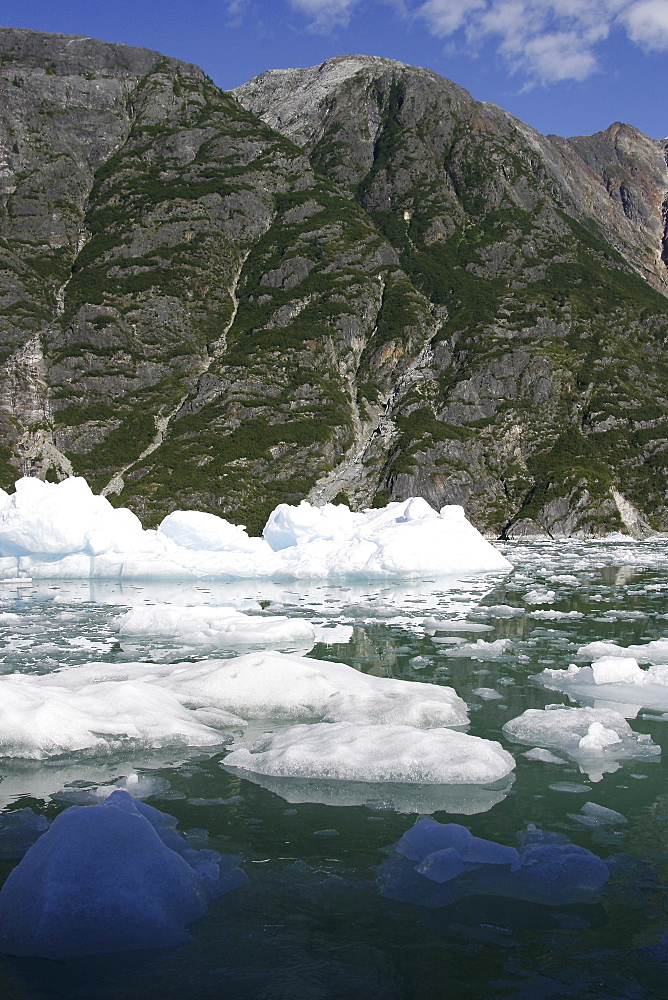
2, 0, 667, 139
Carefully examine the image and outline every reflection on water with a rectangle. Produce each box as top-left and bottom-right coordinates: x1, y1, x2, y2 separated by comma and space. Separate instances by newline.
2, 540, 668, 996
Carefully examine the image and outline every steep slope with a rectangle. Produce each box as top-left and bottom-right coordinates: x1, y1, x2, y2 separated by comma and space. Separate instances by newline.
1, 31, 667, 537
237, 56, 668, 536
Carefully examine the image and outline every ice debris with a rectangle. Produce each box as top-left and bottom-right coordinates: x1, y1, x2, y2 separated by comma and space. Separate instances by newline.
0, 477, 512, 580
0, 790, 246, 959
379, 818, 609, 908
222, 721, 516, 785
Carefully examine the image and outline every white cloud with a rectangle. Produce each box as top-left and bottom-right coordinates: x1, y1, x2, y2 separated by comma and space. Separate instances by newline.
621, 0, 668, 50
287, 0, 364, 31
411, 0, 668, 82
416, 0, 487, 36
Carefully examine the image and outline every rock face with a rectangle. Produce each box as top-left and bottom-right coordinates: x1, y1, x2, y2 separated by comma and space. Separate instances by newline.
1, 30, 668, 537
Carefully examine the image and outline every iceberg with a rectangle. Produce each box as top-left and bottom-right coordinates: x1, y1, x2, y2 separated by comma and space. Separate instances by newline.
0, 476, 512, 581
0, 790, 246, 959
222, 721, 516, 785
379, 818, 610, 908
502, 706, 660, 769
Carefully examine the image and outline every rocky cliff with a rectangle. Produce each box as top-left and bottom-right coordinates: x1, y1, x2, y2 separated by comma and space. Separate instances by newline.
1, 28, 667, 537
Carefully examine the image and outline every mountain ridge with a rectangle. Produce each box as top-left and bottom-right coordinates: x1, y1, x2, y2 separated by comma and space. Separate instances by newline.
1, 27, 667, 538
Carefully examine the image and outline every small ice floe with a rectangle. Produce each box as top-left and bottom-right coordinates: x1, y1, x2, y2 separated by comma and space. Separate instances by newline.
114, 603, 317, 653
222, 722, 516, 786
568, 802, 627, 828
523, 589, 556, 605
442, 639, 512, 660
503, 706, 659, 776
577, 638, 668, 665
529, 610, 584, 620
472, 688, 503, 701
378, 818, 609, 908
0, 790, 246, 959
523, 747, 565, 764
538, 657, 668, 713
422, 617, 494, 633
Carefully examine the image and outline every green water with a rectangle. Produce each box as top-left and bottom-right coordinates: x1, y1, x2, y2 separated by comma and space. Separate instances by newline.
2, 539, 668, 998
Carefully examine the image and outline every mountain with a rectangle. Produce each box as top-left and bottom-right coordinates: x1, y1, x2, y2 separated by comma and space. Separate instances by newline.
1, 28, 667, 537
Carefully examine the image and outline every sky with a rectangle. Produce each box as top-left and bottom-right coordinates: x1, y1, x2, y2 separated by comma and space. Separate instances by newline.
1, 0, 667, 139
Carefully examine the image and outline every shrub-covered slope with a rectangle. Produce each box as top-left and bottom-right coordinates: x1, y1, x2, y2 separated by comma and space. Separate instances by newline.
1, 30, 667, 536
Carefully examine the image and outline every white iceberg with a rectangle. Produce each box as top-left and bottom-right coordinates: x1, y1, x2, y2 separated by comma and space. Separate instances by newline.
222, 721, 516, 785
0, 651, 470, 759
0, 477, 512, 581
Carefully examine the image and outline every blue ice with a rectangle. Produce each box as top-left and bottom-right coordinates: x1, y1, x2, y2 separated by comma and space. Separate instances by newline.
0, 790, 246, 959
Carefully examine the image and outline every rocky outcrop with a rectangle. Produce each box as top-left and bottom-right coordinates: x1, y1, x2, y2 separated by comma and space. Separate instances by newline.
1, 31, 667, 536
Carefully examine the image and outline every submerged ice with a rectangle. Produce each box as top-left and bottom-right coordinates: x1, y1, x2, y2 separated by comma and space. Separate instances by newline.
379, 817, 610, 908
0, 790, 246, 959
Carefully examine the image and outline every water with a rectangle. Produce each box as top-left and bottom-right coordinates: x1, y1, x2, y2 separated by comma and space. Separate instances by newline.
2, 539, 668, 998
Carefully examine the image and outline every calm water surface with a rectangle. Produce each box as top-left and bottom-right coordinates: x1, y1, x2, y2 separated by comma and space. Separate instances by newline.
2, 538, 668, 999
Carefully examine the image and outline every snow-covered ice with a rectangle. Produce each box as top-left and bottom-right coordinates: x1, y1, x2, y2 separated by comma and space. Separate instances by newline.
0, 477, 512, 581
0, 790, 246, 959
0, 651, 471, 758
223, 721, 515, 785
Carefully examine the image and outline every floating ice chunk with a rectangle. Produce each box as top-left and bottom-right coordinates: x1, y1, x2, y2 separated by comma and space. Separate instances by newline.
160, 651, 470, 728
414, 848, 465, 883
0, 477, 144, 558
529, 610, 584, 620
396, 818, 520, 866
0, 673, 225, 759
538, 660, 668, 713
503, 706, 659, 765
380, 819, 609, 908
573, 802, 627, 827
480, 605, 525, 617
442, 639, 512, 660
578, 721, 621, 752
472, 687, 503, 700
0, 650, 469, 761
523, 589, 556, 604
0, 808, 49, 859
577, 638, 668, 665
0, 790, 246, 959
523, 747, 564, 764
422, 617, 494, 633
115, 604, 315, 651
591, 657, 645, 685
222, 722, 516, 785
